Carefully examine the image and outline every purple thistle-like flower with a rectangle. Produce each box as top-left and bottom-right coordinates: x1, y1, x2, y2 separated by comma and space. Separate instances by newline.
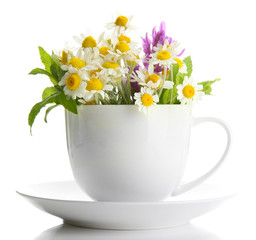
152, 21, 167, 47
141, 32, 152, 56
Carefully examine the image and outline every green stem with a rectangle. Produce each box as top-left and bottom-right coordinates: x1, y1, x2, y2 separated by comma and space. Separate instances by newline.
170, 64, 174, 104
158, 66, 167, 97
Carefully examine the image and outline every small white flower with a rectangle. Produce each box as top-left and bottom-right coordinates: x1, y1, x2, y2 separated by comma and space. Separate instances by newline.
99, 61, 127, 84
83, 76, 113, 101
150, 40, 183, 68
73, 33, 100, 60
177, 76, 205, 105
106, 15, 136, 36
59, 68, 89, 100
134, 87, 159, 114
173, 58, 187, 74
133, 65, 173, 90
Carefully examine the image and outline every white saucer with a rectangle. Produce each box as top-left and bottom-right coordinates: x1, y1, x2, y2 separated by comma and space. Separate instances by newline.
17, 181, 235, 230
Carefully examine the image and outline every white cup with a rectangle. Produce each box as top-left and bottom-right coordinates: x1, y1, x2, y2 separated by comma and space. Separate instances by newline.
65, 105, 231, 202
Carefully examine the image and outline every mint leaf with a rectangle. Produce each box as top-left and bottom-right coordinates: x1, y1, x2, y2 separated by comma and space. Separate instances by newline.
29, 68, 55, 78
42, 87, 59, 100
159, 89, 171, 104
44, 104, 59, 123
199, 78, 220, 95
183, 56, 192, 77
38, 46, 58, 85
28, 92, 60, 134
51, 53, 61, 67
55, 92, 78, 114
38, 46, 52, 72
172, 63, 179, 83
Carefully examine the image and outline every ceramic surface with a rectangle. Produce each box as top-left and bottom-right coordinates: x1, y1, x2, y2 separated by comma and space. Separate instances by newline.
17, 181, 235, 230
65, 105, 231, 201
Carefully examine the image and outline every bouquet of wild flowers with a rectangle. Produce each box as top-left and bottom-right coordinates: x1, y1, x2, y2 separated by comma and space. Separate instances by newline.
28, 15, 219, 132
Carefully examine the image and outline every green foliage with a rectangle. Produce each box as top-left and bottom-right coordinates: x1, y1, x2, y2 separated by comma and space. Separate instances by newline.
28, 92, 61, 134
42, 87, 59, 100
183, 56, 192, 77
199, 78, 221, 95
55, 92, 78, 114
44, 104, 59, 123
28, 46, 77, 133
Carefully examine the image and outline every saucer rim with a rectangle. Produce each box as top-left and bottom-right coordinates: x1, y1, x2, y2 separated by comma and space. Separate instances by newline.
16, 181, 236, 205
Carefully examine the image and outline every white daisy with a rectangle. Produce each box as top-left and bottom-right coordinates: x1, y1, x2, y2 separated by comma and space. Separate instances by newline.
106, 15, 136, 35
177, 76, 205, 105
99, 61, 127, 84
73, 33, 100, 60
56, 42, 74, 66
173, 58, 187, 74
108, 40, 140, 60
150, 40, 183, 68
133, 65, 173, 90
59, 67, 89, 100
134, 87, 159, 114
83, 76, 113, 101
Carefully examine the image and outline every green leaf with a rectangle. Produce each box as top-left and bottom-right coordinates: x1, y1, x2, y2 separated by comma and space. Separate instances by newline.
44, 104, 59, 123
172, 63, 179, 83
38, 46, 52, 72
159, 89, 172, 104
183, 56, 193, 77
176, 73, 186, 85
199, 78, 221, 95
28, 92, 60, 134
38, 46, 58, 85
51, 53, 61, 67
29, 68, 54, 78
55, 92, 78, 114
42, 87, 59, 100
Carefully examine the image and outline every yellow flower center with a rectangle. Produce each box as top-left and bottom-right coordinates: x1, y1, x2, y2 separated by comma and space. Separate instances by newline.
102, 62, 120, 69
66, 74, 81, 91
68, 58, 86, 69
86, 78, 103, 91
174, 58, 183, 69
107, 39, 111, 44
157, 51, 171, 60
183, 85, 195, 98
82, 36, 97, 48
115, 41, 130, 53
114, 16, 128, 27
99, 46, 110, 56
118, 35, 131, 43
141, 94, 154, 107
59, 51, 68, 64
146, 74, 160, 84
162, 70, 170, 76
90, 69, 101, 77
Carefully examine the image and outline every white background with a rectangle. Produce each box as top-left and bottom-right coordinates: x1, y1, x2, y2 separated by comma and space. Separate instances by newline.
1, 0, 256, 239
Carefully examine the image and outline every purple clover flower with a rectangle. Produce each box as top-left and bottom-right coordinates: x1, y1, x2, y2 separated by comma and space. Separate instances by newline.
141, 21, 185, 72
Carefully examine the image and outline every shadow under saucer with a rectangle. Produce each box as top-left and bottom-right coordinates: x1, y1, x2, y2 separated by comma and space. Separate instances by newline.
35, 223, 223, 240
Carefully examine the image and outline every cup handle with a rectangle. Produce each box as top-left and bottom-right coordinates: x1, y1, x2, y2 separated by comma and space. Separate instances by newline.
172, 117, 232, 196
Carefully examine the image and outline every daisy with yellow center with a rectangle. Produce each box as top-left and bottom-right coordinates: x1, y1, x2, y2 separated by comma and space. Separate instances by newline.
57, 43, 74, 66
61, 57, 87, 71
106, 15, 136, 35
59, 67, 89, 100
151, 39, 183, 68
99, 61, 127, 84
74, 33, 100, 60
133, 65, 173, 90
108, 40, 140, 61
83, 76, 113, 102
176, 76, 205, 105
134, 87, 159, 114
174, 58, 187, 74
